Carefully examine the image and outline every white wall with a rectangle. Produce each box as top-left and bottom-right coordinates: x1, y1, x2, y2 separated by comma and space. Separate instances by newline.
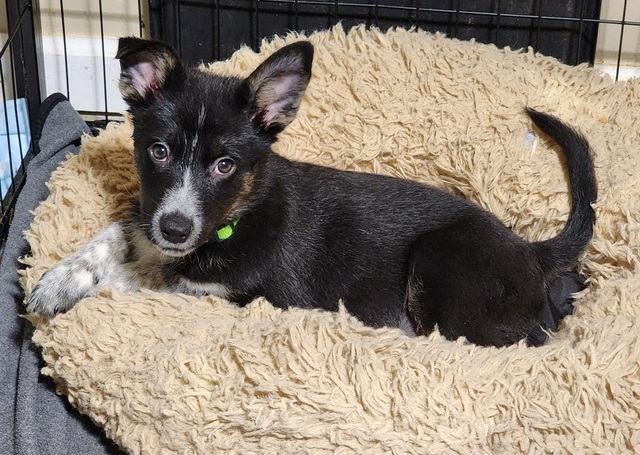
37, 0, 146, 114
41, 35, 126, 113
594, 0, 640, 79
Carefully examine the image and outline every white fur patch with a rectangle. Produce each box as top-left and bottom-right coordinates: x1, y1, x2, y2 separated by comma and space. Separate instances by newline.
151, 169, 203, 255
27, 222, 131, 316
74, 269, 95, 289
93, 242, 111, 263
177, 278, 229, 299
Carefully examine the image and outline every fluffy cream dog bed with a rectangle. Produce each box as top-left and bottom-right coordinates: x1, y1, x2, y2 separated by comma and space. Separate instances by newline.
22, 25, 640, 454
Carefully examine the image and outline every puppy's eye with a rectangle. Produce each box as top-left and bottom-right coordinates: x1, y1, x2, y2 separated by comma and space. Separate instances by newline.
213, 157, 236, 176
148, 142, 169, 162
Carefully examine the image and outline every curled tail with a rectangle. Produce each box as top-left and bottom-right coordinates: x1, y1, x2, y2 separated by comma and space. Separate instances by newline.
526, 108, 597, 278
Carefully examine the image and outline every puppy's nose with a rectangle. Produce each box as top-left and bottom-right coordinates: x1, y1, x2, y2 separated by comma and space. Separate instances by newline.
159, 212, 193, 244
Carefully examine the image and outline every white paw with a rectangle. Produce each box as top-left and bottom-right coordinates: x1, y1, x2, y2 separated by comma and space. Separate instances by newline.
27, 258, 100, 317
26, 222, 130, 317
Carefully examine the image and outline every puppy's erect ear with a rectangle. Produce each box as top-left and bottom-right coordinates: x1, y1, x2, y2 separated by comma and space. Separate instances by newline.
242, 41, 313, 134
116, 37, 183, 108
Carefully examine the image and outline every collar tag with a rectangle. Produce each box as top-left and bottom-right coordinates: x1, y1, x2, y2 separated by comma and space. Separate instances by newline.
215, 219, 239, 242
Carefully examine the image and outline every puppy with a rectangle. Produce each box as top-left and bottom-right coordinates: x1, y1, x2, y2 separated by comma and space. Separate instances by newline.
27, 38, 597, 347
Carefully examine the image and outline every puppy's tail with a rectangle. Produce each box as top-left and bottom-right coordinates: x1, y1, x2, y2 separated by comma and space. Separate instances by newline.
526, 108, 597, 278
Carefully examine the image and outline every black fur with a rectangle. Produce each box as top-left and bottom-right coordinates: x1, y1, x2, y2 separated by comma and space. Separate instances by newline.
117, 38, 597, 347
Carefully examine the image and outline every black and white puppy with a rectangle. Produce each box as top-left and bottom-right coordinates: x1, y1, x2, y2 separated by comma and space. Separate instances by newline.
27, 38, 597, 347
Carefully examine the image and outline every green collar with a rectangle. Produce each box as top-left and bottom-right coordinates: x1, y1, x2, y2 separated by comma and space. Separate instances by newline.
214, 219, 239, 242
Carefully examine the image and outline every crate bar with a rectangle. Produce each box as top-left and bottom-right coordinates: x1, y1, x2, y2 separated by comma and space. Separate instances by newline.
211, 0, 217, 59
215, 0, 221, 59
7, 44, 25, 174
0, 62, 7, 214
373, 0, 379, 25
98, 0, 108, 122
138, 0, 144, 36
535, 0, 542, 50
454, 0, 461, 38
0, 61, 17, 196
5, 0, 43, 140
576, 0, 586, 65
59, 0, 70, 98
174, 0, 182, 55
252, 0, 259, 50
615, 0, 629, 82
494, 0, 502, 46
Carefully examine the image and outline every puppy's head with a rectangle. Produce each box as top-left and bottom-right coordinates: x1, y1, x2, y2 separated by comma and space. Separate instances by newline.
116, 38, 313, 256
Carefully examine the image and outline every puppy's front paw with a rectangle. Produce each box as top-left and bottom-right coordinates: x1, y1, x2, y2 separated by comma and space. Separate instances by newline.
26, 222, 133, 317
27, 260, 100, 317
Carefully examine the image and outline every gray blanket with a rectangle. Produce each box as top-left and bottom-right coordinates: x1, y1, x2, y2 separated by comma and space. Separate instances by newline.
0, 94, 123, 454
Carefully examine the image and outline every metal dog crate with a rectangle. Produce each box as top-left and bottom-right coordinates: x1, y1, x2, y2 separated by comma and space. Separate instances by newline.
1, 0, 639, 253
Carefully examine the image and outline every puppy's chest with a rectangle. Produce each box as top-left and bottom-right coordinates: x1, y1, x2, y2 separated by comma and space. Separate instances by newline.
170, 247, 254, 299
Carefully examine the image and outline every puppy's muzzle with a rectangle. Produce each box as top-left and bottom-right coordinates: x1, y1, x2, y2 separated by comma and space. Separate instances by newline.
159, 212, 194, 244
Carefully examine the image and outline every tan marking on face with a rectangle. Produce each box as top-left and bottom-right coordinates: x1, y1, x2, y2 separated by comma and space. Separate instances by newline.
221, 172, 256, 222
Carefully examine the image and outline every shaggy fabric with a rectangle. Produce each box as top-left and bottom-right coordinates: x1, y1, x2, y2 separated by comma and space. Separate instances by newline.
21, 25, 640, 454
